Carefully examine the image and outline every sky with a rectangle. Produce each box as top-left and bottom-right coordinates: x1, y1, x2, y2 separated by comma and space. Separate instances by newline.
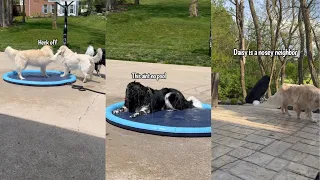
223, 0, 320, 23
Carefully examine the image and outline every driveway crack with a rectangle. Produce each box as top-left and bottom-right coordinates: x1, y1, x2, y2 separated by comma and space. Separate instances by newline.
77, 94, 99, 131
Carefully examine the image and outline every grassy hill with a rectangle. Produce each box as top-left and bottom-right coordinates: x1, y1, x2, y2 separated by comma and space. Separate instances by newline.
106, 0, 211, 66
0, 15, 106, 52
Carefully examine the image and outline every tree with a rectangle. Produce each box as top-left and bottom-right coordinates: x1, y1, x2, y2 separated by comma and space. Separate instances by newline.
276, 0, 298, 87
298, 9, 304, 85
189, 0, 198, 17
0, 0, 4, 27
8, 0, 13, 25
106, 0, 116, 11
0, 0, 13, 27
22, 0, 26, 23
248, 0, 266, 76
134, 0, 139, 5
300, 0, 319, 87
233, 0, 247, 100
52, 3, 58, 29
266, 0, 282, 97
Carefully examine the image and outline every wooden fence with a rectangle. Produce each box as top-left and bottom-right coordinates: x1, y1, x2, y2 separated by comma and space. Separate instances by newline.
211, 72, 219, 108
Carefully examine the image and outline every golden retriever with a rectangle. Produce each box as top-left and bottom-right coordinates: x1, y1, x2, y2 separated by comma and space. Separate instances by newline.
265, 84, 320, 122
56, 45, 103, 83
4, 45, 59, 79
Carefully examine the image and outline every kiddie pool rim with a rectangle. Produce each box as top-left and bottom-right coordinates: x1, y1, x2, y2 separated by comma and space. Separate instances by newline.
106, 101, 212, 136
2, 70, 77, 86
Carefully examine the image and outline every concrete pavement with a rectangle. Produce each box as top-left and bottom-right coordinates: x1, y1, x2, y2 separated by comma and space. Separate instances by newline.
212, 105, 320, 180
105, 60, 211, 180
0, 52, 106, 179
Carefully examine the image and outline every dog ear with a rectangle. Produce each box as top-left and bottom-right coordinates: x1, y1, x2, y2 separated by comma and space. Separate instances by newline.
59, 46, 66, 55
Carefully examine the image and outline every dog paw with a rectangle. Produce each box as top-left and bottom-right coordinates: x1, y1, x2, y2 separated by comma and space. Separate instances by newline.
112, 110, 119, 114
129, 115, 136, 118
311, 119, 318, 123
130, 113, 139, 118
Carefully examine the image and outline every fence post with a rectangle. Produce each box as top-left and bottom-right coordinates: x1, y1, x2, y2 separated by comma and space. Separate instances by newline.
211, 72, 219, 107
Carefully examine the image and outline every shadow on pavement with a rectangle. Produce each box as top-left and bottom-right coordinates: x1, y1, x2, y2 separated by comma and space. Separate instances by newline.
0, 113, 105, 180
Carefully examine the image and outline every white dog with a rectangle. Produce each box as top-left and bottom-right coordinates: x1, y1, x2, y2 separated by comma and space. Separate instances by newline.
264, 84, 320, 122
57, 45, 103, 83
85, 45, 95, 56
4, 45, 59, 79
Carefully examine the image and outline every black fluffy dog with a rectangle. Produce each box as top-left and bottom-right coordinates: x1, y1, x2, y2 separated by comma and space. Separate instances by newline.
245, 75, 270, 103
95, 48, 105, 77
112, 81, 202, 118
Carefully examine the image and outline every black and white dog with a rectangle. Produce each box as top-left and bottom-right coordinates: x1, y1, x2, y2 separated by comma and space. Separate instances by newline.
112, 81, 202, 118
86, 45, 106, 77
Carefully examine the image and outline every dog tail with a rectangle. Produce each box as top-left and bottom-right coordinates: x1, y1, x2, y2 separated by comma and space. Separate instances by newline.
4, 46, 19, 60
89, 48, 103, 63
86, 45, 95, 57
187, 96, 203, 108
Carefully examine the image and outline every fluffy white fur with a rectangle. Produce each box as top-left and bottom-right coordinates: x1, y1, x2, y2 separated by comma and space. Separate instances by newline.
4, 45, 59, 79
263, 84, 320, 122
57, 45, 103, 83
187, 96, 203, 108
85, 45, 95, 56
164, 92, 176, 110
164, 92, 203, 111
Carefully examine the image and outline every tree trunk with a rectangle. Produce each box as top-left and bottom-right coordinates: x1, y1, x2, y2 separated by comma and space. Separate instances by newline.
211, 72, 219, 107
134, 0, 139, 5
22, 0, 25, 23
6, 0, 13, 25
266, 0, 282, 97
5, 0, 9, 25
312, 27, 320, 53
52, 3, 57, 29
281, 65, 286, 85
278, 1, 296, 87
1, 0, 6, 27
275, 69, 279, 90
189, 0, 198, 17
298, 9, 304, 85
300, 0, 319, 87
0, 0, 3, 27
10, 0, 13, 24
235, 0, 247, 100
106, 0, 116, 11
248, 0, 266, 76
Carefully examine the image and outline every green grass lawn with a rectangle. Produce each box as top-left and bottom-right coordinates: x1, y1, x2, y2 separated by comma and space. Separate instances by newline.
106, 0, 211, 66
0, 15, 105, 52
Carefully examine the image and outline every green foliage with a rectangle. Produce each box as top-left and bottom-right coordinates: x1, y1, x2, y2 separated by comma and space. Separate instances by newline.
212, 3, 244, 99
230, 98, 238, 105
211, 3, 237, 71
217, 64, 242, 99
